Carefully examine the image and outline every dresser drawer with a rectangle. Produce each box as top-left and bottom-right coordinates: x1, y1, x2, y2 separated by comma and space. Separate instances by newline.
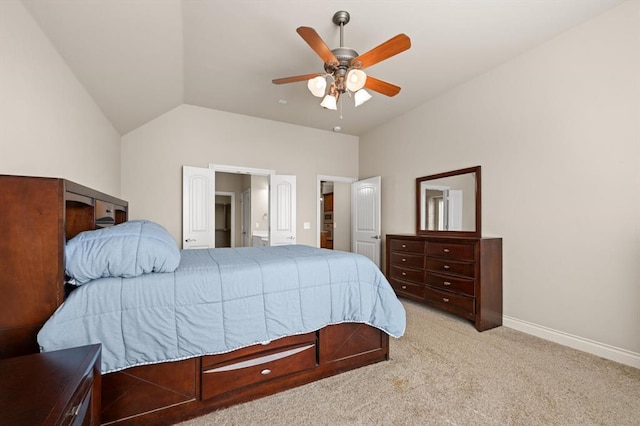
389, 279, 426, 299
426, 272, 475, 296
390, 266, 423, 284
426, 258, 475, 278
424, 286, 475, 317
389, 239, 425, 254
426, 241, 475, 261
390, 252, 424, 269
201, 342, 316, 400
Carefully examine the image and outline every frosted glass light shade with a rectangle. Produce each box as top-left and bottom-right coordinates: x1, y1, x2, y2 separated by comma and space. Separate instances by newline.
346, 69, 367, 92
320, 94, 337, 110
354, 89, 372, 107
307, 76, 326, 97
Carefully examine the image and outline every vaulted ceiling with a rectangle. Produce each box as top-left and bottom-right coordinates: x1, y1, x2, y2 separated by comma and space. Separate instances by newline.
22, 0, 627, 136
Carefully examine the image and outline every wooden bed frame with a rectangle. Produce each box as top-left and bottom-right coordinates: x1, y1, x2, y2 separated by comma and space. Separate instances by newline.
0, 175, 390, 425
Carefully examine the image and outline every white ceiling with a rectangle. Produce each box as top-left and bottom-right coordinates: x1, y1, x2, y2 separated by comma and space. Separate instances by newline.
22, 0, 627, 136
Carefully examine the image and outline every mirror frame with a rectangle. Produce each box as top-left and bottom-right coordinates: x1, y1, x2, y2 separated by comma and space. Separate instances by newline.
416, 165, 481, 238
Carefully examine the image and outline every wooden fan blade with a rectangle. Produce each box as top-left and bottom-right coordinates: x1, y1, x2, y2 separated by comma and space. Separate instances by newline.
272, 73, 322, 85
352, 34, 411, 70
364, 76, 401, 97
296, 27, 339, 67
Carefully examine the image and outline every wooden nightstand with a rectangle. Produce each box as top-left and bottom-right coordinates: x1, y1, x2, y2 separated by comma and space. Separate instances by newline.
0, 344, 101, 425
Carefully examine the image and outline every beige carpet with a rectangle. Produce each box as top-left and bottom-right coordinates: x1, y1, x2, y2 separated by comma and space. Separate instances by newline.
178, 299, 640, 425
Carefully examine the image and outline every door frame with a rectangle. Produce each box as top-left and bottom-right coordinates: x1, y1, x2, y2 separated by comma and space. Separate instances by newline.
316, 175, 357, 248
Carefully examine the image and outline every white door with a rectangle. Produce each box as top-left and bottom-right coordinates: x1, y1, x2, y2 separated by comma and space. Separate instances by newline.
352, 176, 381, 267
182, 166, 215, 249
270, 175, 297, 246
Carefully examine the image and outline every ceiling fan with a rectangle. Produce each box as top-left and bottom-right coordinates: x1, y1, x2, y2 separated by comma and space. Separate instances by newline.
272, 11, 411, 111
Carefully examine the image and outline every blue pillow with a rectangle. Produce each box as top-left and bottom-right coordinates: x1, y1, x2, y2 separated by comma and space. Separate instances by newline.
65, 220, 181, 284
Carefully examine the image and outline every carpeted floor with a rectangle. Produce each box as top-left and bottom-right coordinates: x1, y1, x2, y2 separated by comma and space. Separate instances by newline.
178, 299, 640, 425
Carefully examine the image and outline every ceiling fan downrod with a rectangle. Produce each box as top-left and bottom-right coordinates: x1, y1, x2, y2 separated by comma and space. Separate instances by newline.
333, 10, 350, 48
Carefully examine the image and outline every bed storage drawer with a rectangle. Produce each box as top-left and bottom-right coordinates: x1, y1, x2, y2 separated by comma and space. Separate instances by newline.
201, 332, 316, 369
201, 341, 317, 400
201, 332, 317, 400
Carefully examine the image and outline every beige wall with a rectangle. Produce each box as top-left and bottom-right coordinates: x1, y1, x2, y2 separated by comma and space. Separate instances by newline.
360, 1, 640, 362
0, 0, 121, 195
121, 104, 358, 247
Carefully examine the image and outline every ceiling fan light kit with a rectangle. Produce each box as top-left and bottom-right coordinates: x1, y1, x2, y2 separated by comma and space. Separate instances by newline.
273, 10, 411, 115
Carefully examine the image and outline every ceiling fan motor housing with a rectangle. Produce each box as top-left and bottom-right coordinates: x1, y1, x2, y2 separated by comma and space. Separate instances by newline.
325, 47, 359, 72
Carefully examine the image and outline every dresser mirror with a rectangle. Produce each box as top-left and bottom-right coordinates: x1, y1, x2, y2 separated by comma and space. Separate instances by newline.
416, 166, 481, 237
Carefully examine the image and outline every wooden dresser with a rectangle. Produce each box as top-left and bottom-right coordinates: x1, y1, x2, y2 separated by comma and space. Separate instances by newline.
386, 234, 502, 331
0, 175, 128, 358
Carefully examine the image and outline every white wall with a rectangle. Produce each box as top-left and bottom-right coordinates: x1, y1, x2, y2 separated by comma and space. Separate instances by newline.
360, 0, 640, 366
121, 104, 358, 246
0, 0, 121, 195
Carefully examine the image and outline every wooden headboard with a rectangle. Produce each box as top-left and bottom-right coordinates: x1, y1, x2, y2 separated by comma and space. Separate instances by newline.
0, 175, 127, 358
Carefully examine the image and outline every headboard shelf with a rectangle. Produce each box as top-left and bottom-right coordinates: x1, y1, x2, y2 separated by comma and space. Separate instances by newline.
0, 175, 128, 358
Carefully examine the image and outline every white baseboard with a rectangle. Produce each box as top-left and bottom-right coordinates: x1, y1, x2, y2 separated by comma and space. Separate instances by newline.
502, 315, 640, 369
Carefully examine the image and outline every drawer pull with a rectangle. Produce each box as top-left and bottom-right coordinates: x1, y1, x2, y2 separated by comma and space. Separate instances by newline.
401, 244, 407, 248
443, 298, 450, 303
401, 258, 407, 262
401, 272, 407, 276
443, 281, 451, 286
67, 403, 82, 418
443, 265, 450, 269
443, 248, 450, 253
401, 285, 407, 290
261, 369, 272, 375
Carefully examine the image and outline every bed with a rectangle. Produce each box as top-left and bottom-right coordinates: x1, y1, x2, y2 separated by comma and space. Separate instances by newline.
0, 175, 405, 425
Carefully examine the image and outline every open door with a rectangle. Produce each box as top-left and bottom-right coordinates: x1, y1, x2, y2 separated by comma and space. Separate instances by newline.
270, 175, 297, 246
182, 166, 215, 249
352, 176, 381, 267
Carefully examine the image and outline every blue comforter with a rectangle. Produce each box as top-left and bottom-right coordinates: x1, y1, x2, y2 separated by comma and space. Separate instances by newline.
38, 245, 406, 373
